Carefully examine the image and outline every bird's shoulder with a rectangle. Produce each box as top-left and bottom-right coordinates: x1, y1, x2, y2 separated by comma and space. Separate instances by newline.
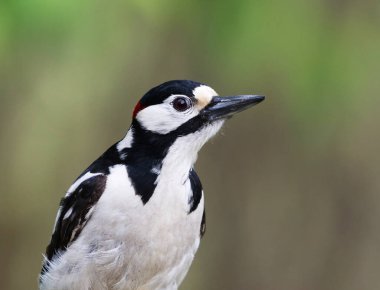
43, 144, 122, 265
44, 173, 107, 262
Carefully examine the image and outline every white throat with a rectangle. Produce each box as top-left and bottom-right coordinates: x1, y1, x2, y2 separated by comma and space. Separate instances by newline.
155, 120, 224, 185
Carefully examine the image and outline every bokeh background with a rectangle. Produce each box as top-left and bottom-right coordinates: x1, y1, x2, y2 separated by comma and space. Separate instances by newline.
1, 0, 380, 289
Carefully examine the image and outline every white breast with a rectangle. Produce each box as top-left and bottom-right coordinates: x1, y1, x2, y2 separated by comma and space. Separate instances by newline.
41, 164, 203, 290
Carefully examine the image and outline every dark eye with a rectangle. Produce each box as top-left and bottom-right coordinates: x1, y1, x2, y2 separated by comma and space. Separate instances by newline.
172, 96, 192, 112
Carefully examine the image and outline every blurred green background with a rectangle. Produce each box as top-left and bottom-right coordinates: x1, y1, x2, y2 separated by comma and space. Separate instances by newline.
1, 0, 380, 289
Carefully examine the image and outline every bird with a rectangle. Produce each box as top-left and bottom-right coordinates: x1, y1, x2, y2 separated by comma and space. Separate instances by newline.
39, 80, 264, 290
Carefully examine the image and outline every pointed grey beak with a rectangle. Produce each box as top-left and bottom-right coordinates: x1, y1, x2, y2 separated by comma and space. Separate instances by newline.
201, 95, 265, 121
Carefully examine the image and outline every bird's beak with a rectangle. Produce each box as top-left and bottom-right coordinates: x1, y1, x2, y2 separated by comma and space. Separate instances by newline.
201, 95, 265, 121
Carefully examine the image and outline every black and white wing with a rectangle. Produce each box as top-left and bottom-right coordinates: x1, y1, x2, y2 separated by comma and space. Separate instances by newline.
43, 173, 107, 263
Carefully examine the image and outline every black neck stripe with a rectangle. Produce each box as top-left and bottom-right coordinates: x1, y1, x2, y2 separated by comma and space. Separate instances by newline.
121, 117, 207, 206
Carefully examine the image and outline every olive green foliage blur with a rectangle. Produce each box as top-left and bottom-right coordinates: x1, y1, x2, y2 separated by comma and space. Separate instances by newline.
1, 1, 380, 289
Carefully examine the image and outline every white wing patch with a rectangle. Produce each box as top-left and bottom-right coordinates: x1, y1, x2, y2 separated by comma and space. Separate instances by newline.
117, 128, 134, 152
65, 172, 102, 197
62, 207, 73, 220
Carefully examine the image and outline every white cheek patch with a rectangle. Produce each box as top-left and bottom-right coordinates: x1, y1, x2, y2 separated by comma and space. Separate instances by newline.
193, 85, 218, 110
136, 100, 199, 134
117, 128, 134, 152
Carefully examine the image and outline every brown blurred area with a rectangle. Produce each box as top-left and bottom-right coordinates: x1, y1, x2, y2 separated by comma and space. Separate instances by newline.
1, 1, 380, 289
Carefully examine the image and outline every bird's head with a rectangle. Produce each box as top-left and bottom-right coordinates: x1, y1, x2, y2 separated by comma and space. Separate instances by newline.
117, 80, 264, 202
131, 80, 264, 142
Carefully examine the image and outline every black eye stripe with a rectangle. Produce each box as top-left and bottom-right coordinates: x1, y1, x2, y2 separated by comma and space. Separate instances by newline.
172, 96, 192, 112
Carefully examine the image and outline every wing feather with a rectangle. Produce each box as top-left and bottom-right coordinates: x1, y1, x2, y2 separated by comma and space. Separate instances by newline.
45, 174, 107, 261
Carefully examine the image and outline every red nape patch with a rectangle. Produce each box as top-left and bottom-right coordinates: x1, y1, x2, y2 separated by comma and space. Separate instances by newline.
132, 101, 145, 119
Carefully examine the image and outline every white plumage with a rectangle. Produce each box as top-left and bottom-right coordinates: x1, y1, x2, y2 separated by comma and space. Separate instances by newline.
40, 80, 264, 290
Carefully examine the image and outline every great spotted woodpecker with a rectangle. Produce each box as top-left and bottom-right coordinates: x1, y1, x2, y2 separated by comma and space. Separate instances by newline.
40, 80, 264, 290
